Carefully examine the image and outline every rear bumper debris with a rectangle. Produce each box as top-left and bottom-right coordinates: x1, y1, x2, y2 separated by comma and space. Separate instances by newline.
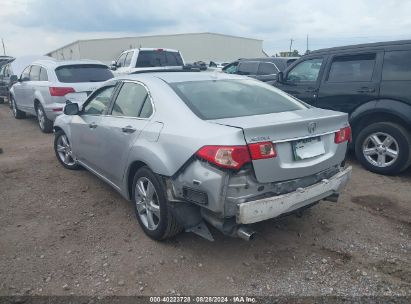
236, 166, 352, 224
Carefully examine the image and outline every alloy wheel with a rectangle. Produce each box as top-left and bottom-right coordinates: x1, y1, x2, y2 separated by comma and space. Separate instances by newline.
135, 177, 161, 231
12, 99, 17, 117
362, 132, 399, 168
56, 134, 76, 166
37, 106, 45, 130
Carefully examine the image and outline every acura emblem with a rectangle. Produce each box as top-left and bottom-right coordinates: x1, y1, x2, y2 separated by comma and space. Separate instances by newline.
308, 122, 317, 134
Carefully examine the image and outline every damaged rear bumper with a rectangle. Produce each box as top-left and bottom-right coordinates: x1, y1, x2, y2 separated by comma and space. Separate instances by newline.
236, 166, 352, 224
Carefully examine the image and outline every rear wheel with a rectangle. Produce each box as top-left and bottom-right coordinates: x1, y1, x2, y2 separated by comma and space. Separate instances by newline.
355, 122, 411, 175
36, 103, 53, 133
132, 167, 182, 240
11, 96, 26, 119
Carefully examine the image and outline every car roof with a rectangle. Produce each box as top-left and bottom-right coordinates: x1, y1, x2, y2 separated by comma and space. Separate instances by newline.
239, 57, 299, 62
116, 71, 245, 84
123, 48, 180, 53
31, 59, 107, 68
310, 39, 411, 55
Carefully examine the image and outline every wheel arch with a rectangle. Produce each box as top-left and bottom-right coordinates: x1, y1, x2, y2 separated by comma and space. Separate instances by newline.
350, 99, 411, 141
126, 160, 150, 201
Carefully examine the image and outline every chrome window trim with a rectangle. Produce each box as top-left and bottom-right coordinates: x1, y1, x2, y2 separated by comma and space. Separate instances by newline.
271, 130, 338, 144
107, 79, 156, 121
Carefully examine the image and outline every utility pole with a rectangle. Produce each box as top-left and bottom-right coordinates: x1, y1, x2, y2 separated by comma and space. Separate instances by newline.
1, 38, 6, 56
306, 34, 309, 53
289, 38, 294, 56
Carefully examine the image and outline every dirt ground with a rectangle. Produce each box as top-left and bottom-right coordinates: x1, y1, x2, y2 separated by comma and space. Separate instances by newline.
0, 103, 410, 297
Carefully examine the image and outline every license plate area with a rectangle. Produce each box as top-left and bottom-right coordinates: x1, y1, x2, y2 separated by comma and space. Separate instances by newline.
292, 136, 325, 160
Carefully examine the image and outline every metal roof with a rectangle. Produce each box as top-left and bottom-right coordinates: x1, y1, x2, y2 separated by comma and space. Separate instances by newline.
46, 32, 263, 55
310, 39, 411, 54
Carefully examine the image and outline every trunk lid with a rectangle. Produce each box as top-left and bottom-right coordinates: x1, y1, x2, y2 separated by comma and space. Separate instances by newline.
210, 108, 349, 183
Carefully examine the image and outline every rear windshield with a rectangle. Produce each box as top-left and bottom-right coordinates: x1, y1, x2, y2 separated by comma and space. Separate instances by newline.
55, 64, 113, 83
136, 50, 183, 68
171, 79, 307, 120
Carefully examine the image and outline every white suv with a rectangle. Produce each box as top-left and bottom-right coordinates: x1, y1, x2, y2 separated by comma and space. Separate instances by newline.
110, 48, 185, 75
10, 59, 113, 133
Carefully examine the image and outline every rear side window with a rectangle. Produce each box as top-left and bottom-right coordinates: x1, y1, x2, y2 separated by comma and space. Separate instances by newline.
136, 50, 183, 68
111, 82, 150, 118
328, 53, 376, 82
382, 50, 411, 81
271, 59, 287, 71
55, 65, 113, 83
29, 65, 41, 81
39, 67, 48, 81
237, 62, 259, 75
257, 62, 278, 75
171, 79, 307, 120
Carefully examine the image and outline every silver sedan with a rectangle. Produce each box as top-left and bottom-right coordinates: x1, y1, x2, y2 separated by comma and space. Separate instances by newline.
54, 72, 352, 241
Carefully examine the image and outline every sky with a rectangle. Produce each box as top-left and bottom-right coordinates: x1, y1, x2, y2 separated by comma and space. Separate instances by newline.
1, 0, 411, 57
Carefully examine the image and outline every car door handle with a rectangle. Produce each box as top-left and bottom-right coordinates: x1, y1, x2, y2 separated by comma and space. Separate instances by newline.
357, 87, 375, 93
89, 122, 98, 129
121, 125, 136, 133
305, 87, 318, 93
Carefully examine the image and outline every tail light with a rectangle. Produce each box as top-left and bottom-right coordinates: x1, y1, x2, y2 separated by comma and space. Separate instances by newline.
196, 142, 277, 170
248, 142, 277, 159
335, 126, 351, 143
49, 87, 75, 97
196, 146, 251, 169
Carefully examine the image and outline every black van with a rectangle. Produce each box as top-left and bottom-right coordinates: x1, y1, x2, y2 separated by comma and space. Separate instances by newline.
273, 40, 411, 175
222, 57, 298, 84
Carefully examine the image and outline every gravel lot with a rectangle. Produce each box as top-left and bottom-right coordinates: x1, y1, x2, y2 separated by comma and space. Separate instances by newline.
0, 103, 410, 297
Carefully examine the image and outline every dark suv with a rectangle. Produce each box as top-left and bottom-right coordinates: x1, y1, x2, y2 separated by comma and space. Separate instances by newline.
222, 57, 298, 84
273, 40, 411, 175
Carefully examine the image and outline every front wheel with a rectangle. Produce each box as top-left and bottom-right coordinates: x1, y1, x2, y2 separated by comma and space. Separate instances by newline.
54, 130, 81, 170
355, 122, 411, 175
36, 103, 53, 133
132, 167, 182, 240
11, 96, 26, 119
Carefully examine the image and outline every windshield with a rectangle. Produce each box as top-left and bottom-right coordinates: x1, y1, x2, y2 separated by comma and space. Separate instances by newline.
55, 64, 113, 83
171, 79, 307, 120
136, 50, 183, 68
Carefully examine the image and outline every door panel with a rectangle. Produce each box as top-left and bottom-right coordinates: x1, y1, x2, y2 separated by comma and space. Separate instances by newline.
99, 117, 148, 185
379, 49, 411, 106
316, 52, 382, 113
94, 81, 153, 185
70, 115, 106, 170
14, 66, 31, 109
274, 57, 326, 105
70, 85, 116, 175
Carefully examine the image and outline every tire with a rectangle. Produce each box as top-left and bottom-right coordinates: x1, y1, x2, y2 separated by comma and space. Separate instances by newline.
54, 130, 81, 170
355, 122, 411, 175
132, 167, 183, 240
10, 96, 26, 119
36, 103, 53, 133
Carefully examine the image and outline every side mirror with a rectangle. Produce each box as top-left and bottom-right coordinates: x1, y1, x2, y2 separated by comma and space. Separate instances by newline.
110, 60, 117, 71
276, 71, 284, 83
64, 102, 79, 115
10, 75, 18, 83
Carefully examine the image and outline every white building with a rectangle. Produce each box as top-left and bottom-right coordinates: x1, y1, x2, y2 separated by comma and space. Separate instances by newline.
46, 32, 267, 64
